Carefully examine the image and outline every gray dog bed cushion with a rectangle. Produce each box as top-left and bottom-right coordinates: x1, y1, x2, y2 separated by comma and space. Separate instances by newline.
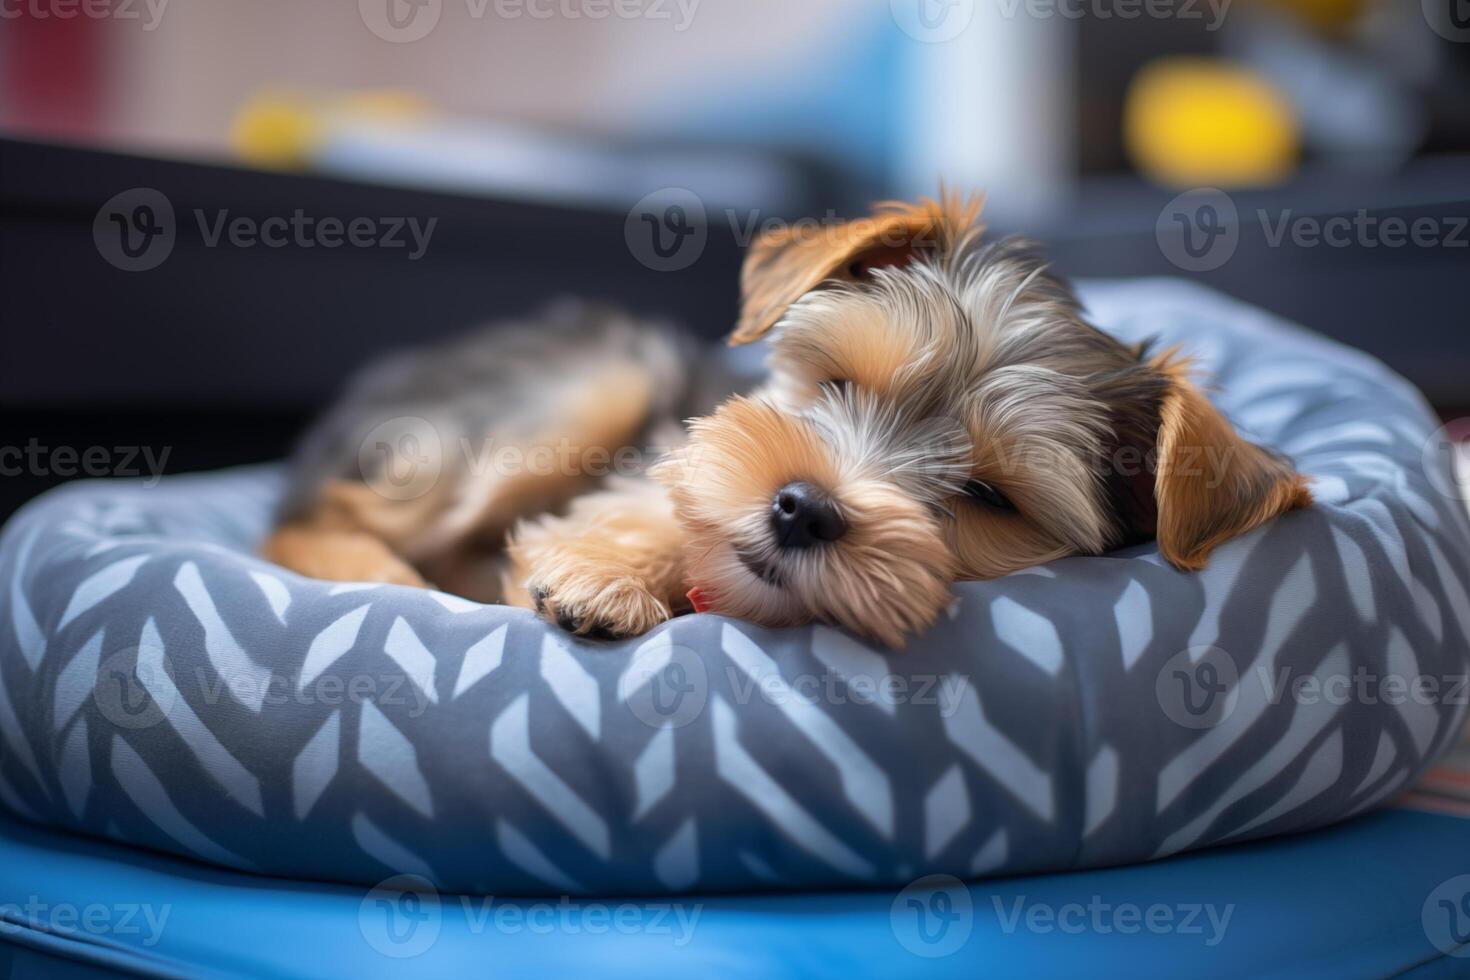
2, 278, 1468, 896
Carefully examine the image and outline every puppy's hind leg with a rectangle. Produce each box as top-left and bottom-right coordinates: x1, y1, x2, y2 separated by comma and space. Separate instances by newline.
505, 478, 688, 640
262, 479, 432, 588
262, 525, 429, 588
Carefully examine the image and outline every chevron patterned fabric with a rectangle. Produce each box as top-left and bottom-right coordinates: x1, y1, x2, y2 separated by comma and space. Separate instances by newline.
1, 279, 1467, 895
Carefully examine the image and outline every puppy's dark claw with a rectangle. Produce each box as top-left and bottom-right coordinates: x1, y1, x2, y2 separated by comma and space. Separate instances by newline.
554, 608, 620, 641
527, 576, 669, 642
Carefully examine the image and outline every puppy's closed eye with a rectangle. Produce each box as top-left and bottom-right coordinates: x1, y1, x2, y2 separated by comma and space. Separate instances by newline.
963, 479, 1016, 511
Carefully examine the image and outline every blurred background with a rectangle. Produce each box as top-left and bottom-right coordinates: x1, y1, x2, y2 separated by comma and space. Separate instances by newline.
7, 0, 1470, 215
2, 0, 1468, 515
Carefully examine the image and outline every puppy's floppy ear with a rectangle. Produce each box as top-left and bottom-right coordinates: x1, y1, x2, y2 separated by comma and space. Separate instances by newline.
728, 193, 983, 345
1148, 351, 1312, 569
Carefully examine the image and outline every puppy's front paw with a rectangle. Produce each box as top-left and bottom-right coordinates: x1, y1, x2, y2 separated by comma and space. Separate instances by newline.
529, 571, 670, 641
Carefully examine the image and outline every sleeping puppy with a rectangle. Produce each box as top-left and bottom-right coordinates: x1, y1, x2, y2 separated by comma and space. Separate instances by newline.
264, 193, 1310, 647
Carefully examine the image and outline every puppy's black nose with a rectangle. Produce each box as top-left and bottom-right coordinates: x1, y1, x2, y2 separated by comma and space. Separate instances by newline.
771, 481, 847, 549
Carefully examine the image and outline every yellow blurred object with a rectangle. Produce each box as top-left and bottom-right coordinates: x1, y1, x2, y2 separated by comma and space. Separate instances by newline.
1124, 58, 1299, 188
230, 91, 429, 169
230, 94, 321, 168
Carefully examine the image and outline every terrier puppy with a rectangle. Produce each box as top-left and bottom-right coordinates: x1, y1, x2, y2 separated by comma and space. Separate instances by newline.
264, 194, 1310, 646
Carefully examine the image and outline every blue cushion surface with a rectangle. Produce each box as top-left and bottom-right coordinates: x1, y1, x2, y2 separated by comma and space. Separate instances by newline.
1, 807, 1468, 978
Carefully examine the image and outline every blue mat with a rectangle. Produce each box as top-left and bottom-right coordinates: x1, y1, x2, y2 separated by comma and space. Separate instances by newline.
2, 807, 1467, 979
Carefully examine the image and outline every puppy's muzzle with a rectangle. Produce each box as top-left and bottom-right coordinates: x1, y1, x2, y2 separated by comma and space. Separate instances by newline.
771, 481, 848, 549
